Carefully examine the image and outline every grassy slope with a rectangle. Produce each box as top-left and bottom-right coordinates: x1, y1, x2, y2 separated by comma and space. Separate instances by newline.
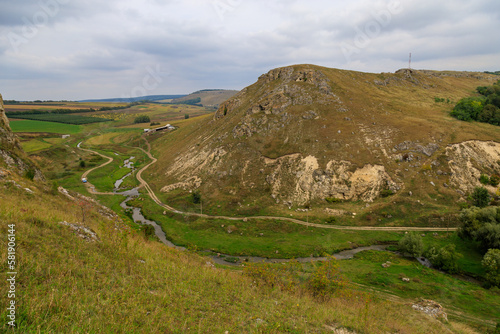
0, 175, 474, 334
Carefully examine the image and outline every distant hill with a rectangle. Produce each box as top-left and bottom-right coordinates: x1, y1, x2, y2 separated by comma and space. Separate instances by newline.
167, 89, 239, 108
79, 94, 186, 103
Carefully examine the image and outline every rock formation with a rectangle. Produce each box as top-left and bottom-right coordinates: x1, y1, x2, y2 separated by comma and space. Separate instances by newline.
0, 94, 44, 181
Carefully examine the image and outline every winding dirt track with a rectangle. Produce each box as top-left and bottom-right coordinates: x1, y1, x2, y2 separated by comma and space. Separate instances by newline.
80, 139, 457, 232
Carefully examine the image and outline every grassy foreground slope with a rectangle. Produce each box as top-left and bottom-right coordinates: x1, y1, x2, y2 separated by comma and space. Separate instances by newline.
0, 173, 480, 333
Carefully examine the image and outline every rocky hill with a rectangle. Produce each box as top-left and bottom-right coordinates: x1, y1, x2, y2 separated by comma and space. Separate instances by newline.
148, 65, 500, 219
169, 89, 239, 108
0, 94, 44, 180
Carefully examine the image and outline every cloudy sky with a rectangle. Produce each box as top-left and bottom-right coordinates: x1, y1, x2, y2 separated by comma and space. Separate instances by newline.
0, 0, 499, 100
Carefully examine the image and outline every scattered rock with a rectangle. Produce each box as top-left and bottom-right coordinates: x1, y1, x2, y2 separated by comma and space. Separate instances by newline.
58, 221, 100, 242
325, 208, 347, 216
382, 261, 391, 268
402, 277, 410, 282
412, 298, 448, 321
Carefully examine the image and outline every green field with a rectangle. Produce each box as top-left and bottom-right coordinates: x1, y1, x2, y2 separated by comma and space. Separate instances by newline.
9, 119, 82, 134
9, 113, 111, 124
20, 139, 53, 152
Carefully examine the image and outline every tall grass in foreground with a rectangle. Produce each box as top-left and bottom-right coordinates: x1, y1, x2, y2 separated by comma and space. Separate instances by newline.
0, 180, 480, 333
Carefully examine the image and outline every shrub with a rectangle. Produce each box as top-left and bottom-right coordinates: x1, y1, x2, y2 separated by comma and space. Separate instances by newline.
471, 187, 491, 208
398, 233, 423, 258
380, 189, 394, 197
475, 224, 500, 251
79, 160, 86, 168
426, 244, 462, 274
184, 114, 190, 119
134, 115, 150, 123
450, 97, 485, 121
490, 175, 500, 187
306, 257, 346, 299
142, 225, 156, 238
325, 216, 336, 224
458, 206, 497, 240
243, 261, 301, 291
24, 168, 35, 181
480, 174, 491, 185
191, 191, 201, 204
482, 249, 500, 287
325, 197, 342, 203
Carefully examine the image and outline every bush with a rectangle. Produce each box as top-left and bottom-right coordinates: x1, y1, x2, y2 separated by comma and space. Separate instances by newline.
134, 115, 151, 123
306, 257, 346, 299
458, 206, 497, 240
482, 249, 500, 287
425, 244, 462, 274
142, 225, 156, 238
475, 224, 500, 251
380, 189, 394, 197
471, 187, 491, 208
480, 174, 491, 185
325, 216, 336, 224
490, 175, 500, 187
24, 168, 35, 181
243, 261, 301, 291
184, 114, 190, 119
398, 232, 423, 258
451, 97, 485, 121
79, 160, 86, 168
191, 191, 201, 204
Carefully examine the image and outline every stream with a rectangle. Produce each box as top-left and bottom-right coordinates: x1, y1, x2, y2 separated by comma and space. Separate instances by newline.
110, 155, 390, 266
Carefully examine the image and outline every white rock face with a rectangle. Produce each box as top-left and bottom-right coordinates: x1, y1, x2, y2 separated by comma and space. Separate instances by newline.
265, 155, 399, 205
446, 140, 500, 194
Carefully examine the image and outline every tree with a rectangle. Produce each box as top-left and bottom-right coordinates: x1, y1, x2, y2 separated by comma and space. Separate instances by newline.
482, 248, 500, 287
425, 244, 462, 274
191, 191, 201, 204
134, 115, 151, 123
475, 224, 500, 251
450, 97, 485, 121
471, 186, 491, 208
398, 232, 423, 258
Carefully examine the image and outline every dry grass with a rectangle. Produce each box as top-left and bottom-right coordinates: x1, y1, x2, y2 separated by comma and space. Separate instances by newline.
145, 66, 500, 223
0, 174, 477, 333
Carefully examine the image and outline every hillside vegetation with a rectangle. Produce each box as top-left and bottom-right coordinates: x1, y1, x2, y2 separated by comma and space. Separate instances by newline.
1, 94, 481, 333
146, 65, 500, 226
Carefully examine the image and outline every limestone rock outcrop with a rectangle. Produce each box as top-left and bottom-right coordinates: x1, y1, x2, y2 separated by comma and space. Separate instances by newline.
0, 94, 44, 181
0, 94, 22, 152
446, 140, 500, 194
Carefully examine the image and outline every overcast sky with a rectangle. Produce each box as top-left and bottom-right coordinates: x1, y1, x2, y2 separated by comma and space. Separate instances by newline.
0, 0, 499, 100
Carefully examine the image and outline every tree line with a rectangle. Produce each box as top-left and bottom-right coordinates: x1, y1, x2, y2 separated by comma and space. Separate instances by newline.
6, 102, 141, 116
451, 80, 500, 125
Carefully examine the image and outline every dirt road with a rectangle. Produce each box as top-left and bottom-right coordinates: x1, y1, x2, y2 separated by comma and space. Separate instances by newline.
80, 139, 458, 232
